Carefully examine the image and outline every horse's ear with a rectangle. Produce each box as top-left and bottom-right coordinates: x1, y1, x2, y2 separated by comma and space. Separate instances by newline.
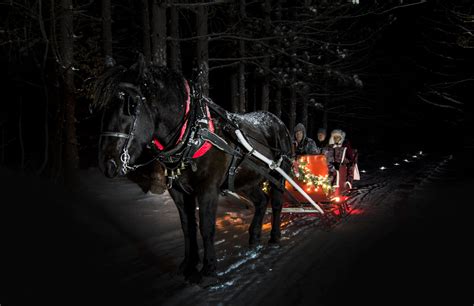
104, 55, 116, 69
130, 53, 148, 79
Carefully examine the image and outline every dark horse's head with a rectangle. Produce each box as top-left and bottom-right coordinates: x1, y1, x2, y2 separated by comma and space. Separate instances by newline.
93, 56, 187, 178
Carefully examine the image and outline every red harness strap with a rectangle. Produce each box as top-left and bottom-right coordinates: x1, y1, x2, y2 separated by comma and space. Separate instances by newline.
192, 106, 214, 158
152, 80, 214, 159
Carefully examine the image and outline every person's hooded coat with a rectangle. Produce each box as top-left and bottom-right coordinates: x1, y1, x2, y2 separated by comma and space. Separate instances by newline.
293, 123, 319, 156
325, 129, 356, 182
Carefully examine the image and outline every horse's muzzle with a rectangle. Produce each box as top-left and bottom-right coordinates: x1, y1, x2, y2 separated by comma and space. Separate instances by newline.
104, 159, 119, 178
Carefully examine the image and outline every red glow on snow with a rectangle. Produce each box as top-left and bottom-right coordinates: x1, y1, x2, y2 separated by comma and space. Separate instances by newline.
349, 208, 364, 215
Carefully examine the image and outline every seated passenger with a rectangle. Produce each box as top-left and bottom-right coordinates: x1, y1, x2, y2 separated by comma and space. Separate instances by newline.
292, 123, 320, 156
315, 128, 328, 149
324, 129, 356, 188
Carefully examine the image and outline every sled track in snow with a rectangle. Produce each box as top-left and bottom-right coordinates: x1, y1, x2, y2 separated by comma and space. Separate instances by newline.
165, 153, 456, 305
75, 153, 455, 306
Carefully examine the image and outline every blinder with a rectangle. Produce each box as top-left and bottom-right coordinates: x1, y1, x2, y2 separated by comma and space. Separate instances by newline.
123, 95, 140, 116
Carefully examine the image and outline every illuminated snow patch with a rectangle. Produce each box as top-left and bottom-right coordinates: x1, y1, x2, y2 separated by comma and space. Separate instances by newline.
217, 246, 263, 276
208, 279, 236, 291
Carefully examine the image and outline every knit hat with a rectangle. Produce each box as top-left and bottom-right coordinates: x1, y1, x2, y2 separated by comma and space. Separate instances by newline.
317, 128, 326, 135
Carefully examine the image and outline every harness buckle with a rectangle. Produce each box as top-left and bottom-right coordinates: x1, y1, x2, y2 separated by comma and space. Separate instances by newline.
120, 149, 131, 174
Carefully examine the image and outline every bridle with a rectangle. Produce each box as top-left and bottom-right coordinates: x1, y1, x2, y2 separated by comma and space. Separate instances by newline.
100, 82, 151, 174
99, 80, 194, 175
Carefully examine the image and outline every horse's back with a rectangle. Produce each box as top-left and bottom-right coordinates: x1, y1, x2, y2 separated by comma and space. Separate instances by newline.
228, 111, 292, 159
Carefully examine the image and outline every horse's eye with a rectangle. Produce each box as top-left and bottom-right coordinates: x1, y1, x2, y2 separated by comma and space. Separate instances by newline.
124, 96, 139, 116
118, 91, 125, 100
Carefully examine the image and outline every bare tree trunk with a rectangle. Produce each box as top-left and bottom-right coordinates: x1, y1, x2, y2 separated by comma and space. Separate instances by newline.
1, 127, 4, 164
169, 5, 182, 71
322, 102, 328, 130
37, 0, 50, 175
102, 0, 114, 67
238, 61, 246, 112
301, 85, 309, 128
142, 0, 151, 62
289, 85, 297, 132
231, 72, 239, 113
19, 97, 25, 170
238, 0, 246, 112
323, 78, 329, 130
274, 83, 282, 119
261, 76, 270, 111
59, 0, 79, 178
250, 72, 257, 111
196, 5, 209, 96
260, 0, 271, 111
151, 0, 166, 66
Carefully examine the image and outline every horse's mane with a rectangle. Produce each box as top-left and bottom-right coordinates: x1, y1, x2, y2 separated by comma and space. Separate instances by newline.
92, 65, 127, 110
92, 61, 186, 111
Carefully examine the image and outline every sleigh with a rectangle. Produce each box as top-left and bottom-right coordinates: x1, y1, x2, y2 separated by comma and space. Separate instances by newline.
281, 154, 354, 216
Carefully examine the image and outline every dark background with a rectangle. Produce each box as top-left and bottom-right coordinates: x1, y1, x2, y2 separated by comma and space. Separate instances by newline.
0, 1, 472, 305
1, 0, 472, 177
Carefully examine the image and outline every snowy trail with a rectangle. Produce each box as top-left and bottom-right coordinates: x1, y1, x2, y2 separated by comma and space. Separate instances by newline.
50, 150, 458, 306
172, 153, 455, 305
0, 150, 464, 306
2, 150, 465, 306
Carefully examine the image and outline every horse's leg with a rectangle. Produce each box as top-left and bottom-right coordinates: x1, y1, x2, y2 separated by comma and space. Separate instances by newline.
269, 183, 284, 244
197, 189, 219, 277
248, 187, 269, 246
169, 189, 199, 277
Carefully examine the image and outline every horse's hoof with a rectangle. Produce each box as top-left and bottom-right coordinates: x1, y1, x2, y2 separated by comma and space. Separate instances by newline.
200, 275, 220, 288
178, 261, 199, 278
249, 236, 262, 247
200, 265, 217, 277
186, 270, 202, 284
249, 241, 263, 250
268, 236, 281, 246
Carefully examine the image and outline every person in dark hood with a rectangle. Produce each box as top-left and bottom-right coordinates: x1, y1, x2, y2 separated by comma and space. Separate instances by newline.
293, 123, 320, 156
315, 128, 328, 148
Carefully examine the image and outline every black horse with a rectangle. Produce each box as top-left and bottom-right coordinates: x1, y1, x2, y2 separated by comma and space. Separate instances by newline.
93, 57, 292, 281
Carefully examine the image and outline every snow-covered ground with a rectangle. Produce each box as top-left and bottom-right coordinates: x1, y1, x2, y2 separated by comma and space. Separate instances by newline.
1, 149, 469, 306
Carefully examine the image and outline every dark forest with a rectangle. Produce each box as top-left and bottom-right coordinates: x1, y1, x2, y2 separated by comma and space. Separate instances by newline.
1, 1, 472, 306
1, 0, 472, 179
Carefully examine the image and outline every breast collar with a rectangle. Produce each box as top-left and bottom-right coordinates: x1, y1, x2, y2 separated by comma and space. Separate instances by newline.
151, 80, 215, 167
